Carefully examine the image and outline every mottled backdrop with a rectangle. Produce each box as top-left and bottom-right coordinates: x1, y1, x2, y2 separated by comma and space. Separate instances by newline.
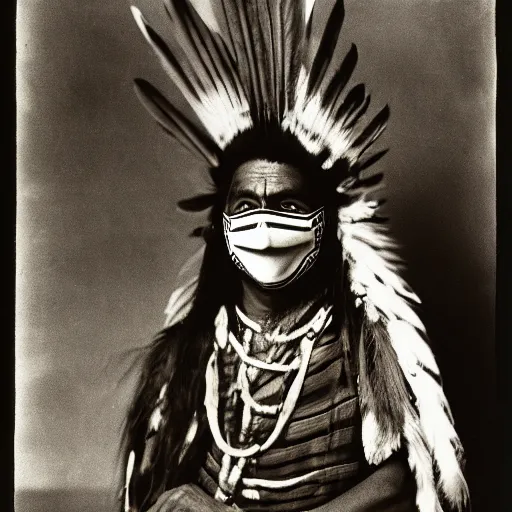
16, 0, 496, 511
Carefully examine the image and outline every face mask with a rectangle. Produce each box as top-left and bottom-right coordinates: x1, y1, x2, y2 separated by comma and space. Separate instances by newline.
223, 207, 325, 289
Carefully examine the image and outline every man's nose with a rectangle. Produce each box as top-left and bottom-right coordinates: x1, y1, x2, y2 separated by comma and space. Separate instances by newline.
253, 222, 271, 250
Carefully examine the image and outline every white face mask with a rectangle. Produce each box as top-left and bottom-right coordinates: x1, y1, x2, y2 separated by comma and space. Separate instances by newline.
223, 207, 325, 289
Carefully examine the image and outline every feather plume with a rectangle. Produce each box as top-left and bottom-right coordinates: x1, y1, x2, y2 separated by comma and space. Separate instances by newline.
335, 83, 366, 125
307, 0, 345, 97
130, 4, 469, 508
134, 79, 220, 166
177, 193, 217, 212
356, 149, 389, 173
340, 197, 469, 510
322, 44, 358, 112
164, 276, 198, 328
349, 105, 390, 158
131, 5, 251, 149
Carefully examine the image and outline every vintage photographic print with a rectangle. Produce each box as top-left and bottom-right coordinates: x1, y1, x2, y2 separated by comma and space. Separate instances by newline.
15, 1, 496, 511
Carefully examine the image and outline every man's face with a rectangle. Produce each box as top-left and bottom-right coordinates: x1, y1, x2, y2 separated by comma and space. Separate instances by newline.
225, 160, 321, 215
223, 160, 325, 289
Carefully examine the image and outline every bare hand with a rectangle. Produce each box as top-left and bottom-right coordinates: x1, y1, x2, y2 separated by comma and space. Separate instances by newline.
146, 484, 234, 512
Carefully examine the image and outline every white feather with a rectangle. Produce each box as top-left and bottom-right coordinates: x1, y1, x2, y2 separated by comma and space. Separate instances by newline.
131, 6, 252, 149
402, 413, 443, 512
361, 410, 401, 465
388, 320, 469, 509
163, 275, 198, 328
341, 199, 469, 509
304, 0, 316, 28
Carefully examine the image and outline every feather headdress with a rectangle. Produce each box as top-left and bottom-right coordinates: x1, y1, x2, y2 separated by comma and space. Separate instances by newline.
130, 1, 469, 510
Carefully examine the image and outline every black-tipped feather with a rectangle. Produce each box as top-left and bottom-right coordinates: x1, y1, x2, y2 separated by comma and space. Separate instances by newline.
322, 44, 358, 111
177, 193, 218, 212
335, 83, 365, 125
165, 0, 248, 114
307, 0, 345, 97
356, 149, 389, 173
132, 8, 203, 100
164, 1, 215, 97
353, 172, 384, 190
350, 105, 390, 156
344, 94, 371, 131
134, 79, 220, 166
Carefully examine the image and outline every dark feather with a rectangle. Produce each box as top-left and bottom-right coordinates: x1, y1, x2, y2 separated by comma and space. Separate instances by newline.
322, 44, 358, 111
134, 79, 220, 166
269, 0, 284, 119
255, 0, 277, 120
165, 0, 246, 110
344, 94, 371, 131
219, 0, 252, 105
356, 149, 389, 173
350, 105, 390, 156
304, 0, 316, 44
135, 79, 219, 166
335, 83, 365, 124
190, 226, 207, 238
353, 172, 384, 191
221, 0, 263, 118
132, 7, 203, 99
177, 193, 218, 212
281, 0, 304, 109
358, 318, 410, 442
247, 0, 272, 121
307, 0, 345, 97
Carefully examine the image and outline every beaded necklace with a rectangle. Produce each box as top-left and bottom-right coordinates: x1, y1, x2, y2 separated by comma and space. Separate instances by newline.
205, 304, 333, 504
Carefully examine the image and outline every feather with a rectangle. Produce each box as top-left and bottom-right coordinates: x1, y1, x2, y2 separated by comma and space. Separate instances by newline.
335, 83, 366, 125
249, 0, 273, 121
358, 321, 407, 465
134, 79, 220, 167
349, 105, 390, 156
304, 0, 316, 32
164, 276, 199, 328
178, 412, 199, 464
388, 319, 470, 509
307, 0, 345, 97
351, 172, 384, 193
177, 193, 217, 212
165, 0, 247, 113
281, 0, 305, 110
344, 93, 371, 130
132, 5, 251, 149
131, 7, 201, 101
269, 0, 284, 119
356, 149, 389, 173
220, 0, 262, 118
402, 413, 443, 512
124, 450, 135, 512
322, 43, 358, 111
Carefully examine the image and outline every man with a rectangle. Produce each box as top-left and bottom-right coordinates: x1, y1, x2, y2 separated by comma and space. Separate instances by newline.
120, 1, 469, 511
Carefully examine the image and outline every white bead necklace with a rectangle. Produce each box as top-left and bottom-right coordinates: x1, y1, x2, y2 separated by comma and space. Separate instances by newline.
205, 304, 333, 503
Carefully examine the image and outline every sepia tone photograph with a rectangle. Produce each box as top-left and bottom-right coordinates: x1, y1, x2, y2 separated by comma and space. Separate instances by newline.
16, 0, 496, 511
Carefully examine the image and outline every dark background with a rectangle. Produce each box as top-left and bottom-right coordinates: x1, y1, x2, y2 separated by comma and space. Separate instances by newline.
16, 0, 496, 510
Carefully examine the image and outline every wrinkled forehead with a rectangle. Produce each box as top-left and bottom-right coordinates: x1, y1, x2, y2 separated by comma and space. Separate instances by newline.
228, 159, 315, 199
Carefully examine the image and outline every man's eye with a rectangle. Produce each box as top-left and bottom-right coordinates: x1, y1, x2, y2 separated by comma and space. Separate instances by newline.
233, 200, 258, 213
280, 201, 308, 213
